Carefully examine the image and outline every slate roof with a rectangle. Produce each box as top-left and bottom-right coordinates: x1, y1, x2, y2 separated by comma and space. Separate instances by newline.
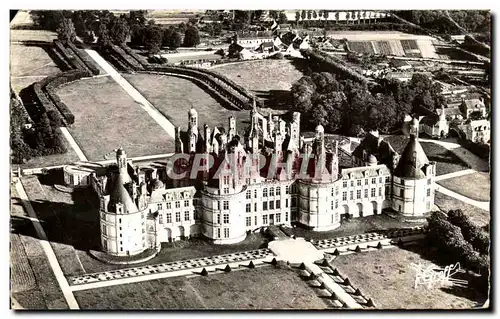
393, 136, 429, 179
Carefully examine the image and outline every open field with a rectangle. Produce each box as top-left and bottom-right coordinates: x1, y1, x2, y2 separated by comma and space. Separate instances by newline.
123, 73, 252, 131
434, 192, 490, 227
74, 265, 332, 309
10, 29, 58, 43
56, 76, 175, 161
334, 246, 485, 309
383, 135, 469, 176
212, 59, 306, 109
10, 43, 61, 94
437, 172, 490, 202
10, 183, 67, 309
284, 214, 423, 241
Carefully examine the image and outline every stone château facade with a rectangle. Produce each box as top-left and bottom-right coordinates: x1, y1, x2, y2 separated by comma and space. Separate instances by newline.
63, 102, 436, 258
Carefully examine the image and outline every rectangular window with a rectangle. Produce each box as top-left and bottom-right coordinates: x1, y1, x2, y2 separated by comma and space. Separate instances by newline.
276, 214, 281, 223
331, 201, 334, 210
254, 203, 257, 212
217, 214, 221, 224
386, 176, 390, 183
285, 198, 289, 207
223, 188, 229, 194
357, 180, 361, 186
175, 201, 180, 208
357, 190, 361, 199
427, 188, 431, 196
365, 179, 369, 185
350, 191, 354, 200
270, 201, 274, 210
285, 212, 289, 222
183, 200, 189, 207
364, 189, 368, 198
371, 188, 376, 197
223, 214, 229, 224
331, 188, 335, 197
254, 189, 257, 198
269, 187, 274, 197
343, 181, 347, 188
166, 202, 171, 209
255, 216, 258, 225
184, 211, 190, 221
223, 201, 229, 210
385, 186, 390, 195
263, 202, 268, 210
342, 192, 347, 201
263, 215, 268, 224
217, 201, 221, 210
427, 179, 431, 185
276, 200, 281, 209
166, 213, 172, 223
400, 189, 404, 197
246, 217, 251, 226
379, 187, 382, 197
372, 178, 376, 184
336, 187, 339, 195
217, 228, 221, 238
159, 214, 163, 224
335, 200, 338, 208
246, 203, 251, 212
246, 190, 251, 199
263, 188, 268, 197
379, 177, 383, 183
286, 185, 290, 194
276, 187, 281, 196
351, 181, 354, 187
291, 197, 297, 207
157, 203, 162, 211
175, 212, 181, 222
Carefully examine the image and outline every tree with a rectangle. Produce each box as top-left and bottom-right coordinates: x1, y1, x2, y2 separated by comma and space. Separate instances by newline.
96, 22, 111, 47
307, 10, 312, 20
56, 18, 76, 43
31, 10, 69, 31
312, 11, 317, 19
345, 12, 350, 24
234, 10, 251, 25
334, 12, 339, 24
110, 18, 130, 44
183, 26, 200, 47
269, 10, 279, 20
278, 12, 288, 24
145, 25, 163, 54
301, 10, 306, 21
295, 11, 301, 25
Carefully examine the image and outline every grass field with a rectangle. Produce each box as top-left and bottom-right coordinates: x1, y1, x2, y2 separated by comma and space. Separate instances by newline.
283, 214, 423, 241
334, 246, 485, 309
434, 192, 490, 227
74, 265, 332, 309
10, 43, 61, 94
56, 76, 175, 161
212, 59, 306, 109
123, 73, 252, 131
437, 172, 490, 202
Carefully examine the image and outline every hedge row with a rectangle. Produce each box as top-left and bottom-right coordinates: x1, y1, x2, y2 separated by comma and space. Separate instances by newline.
300, 48, 374, 87
109, 45, 145, 71
105, 50, 134, 73
44, 70, 91, 125
458, 138, 490, 160
49, 47, 73, 71
54, 40, 90, 74
66, 41, 101, 75
119, 44, 254, 107
447, 210, 489, 254
119, 44, 150, 66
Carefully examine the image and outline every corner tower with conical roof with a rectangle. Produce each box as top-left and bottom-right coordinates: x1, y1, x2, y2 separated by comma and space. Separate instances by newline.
391, 117, 436, 217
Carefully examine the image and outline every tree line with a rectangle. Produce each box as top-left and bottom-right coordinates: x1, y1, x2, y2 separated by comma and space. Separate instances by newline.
30, 10, 201, 53
291, 69, 444, 136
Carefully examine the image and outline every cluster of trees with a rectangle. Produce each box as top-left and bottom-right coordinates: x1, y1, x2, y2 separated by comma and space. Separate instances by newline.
393, 10, 491, 35
30, 10, 202, 53
10, 92, 67, 164
346, 52, 387, 69
426, 210, 489, 289
291, 71, 444, 136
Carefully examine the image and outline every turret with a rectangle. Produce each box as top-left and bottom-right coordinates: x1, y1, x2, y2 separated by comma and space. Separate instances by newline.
204, 124, 211, 153
116, 147, 128, 176
175, 127, 184, 153
228, 116, 236, 140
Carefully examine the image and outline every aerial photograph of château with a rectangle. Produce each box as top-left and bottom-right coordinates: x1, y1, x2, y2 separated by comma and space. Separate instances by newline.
9, 8, 491, 310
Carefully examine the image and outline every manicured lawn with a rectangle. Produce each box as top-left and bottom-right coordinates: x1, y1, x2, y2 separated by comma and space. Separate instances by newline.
212, 59, 306, 109
283, 214, 423, 241
334, 246, 486, 309
56, 76, 175, 161
434, 192, 490, 228
437, 172, 490, 202
123, 73, 252, 131
74, 265, 332, 309
10, 43, 61, 94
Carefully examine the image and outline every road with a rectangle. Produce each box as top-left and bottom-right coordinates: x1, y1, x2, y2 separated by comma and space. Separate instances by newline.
60, 127, 88, 162
15, 179, 80, 309
85, 49, 176, 138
